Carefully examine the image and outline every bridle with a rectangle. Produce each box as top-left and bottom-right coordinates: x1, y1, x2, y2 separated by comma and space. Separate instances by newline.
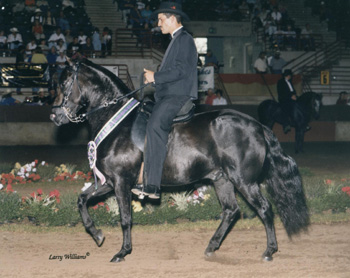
52, 62, 151, 123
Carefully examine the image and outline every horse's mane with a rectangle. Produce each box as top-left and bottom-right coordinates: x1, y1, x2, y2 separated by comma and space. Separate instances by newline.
77, 58, 131, 96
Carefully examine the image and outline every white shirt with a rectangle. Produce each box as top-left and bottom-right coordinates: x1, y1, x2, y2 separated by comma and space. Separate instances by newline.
213, 97, 227, 106
171, 26, 183, 38
8, 33, 23, 43
254, 58, 267, 72
49, 33, 66, 43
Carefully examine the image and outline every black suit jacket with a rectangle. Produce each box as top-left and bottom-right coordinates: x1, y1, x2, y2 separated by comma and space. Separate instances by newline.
277, 77, 296, 103
154, 28, 198, 100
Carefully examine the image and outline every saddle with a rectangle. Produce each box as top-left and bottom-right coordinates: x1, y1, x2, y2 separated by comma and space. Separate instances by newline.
131, 98, 195, 152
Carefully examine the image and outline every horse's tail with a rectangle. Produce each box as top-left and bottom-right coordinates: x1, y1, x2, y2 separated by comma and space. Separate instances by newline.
263, 126, 309, 237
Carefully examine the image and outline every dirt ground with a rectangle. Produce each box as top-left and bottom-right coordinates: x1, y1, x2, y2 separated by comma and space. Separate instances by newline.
1, 142, 350, 277
1, 223, 350, 278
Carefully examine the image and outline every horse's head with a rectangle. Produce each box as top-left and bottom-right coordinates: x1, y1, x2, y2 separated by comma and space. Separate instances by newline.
50, 59, 86, 126
50, 58, 130, 126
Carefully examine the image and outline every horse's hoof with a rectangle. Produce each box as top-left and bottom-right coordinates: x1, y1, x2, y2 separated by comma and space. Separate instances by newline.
110, 256, 125, 263
204, 251, 216, 258
263, 256, 273, 262
94, 229, 105, 247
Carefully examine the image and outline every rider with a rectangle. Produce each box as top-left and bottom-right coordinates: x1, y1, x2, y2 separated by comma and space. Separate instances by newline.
277, 69, 295, 134
277, 69, 311, 134
131, 2, 198, 199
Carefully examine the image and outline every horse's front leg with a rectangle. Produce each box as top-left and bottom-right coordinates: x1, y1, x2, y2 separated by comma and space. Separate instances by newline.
110, 179, 133, 263
78, 183, 113, 246
294, 128, 305, 153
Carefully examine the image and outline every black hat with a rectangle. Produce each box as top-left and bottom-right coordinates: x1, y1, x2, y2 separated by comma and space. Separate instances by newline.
283, 69, 293, 77
152, 1, 190, 21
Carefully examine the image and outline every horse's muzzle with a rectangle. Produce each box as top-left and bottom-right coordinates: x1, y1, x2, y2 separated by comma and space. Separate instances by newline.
50, 113, 63, 126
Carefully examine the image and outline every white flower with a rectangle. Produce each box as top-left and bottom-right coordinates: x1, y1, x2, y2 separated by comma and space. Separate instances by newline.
32, 168, 37, 172
0, 184, 3, 190
41, 161, 46, 165
25, 173, 29, 177
31, 162, 35, 167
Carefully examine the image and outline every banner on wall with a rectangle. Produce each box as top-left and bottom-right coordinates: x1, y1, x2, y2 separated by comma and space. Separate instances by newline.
0, 63, 50, 88
198, 66, 214, 92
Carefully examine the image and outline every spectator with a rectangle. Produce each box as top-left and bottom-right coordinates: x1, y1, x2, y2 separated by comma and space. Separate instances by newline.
7, 27, 23, 51
238, 0, 250, 21
120, 0, 136, 24
67, 37, 81, 57
284, 24, 296, 50
141, 4, 153, 25
38, 39, 49, 55
269, 51, 286, 74
263, 12, 277, 37
254, 51, 268, 73
205, 88, 216, 105
32, 90, 48, 105
56, 39, 67, 54
204, 49, 219, 72
0, 92, 21, 105
57, 11, 70, 33
26, 38, 37, 58
43, 10, 57, 34
31, 8, 44, 25
92, 28, 101, 54
336, 91, 349, 105
213, 89, 227, 105
46, 85, 57, 105
301, 23, 315, 51
82, 37, 94, 57
25, 0, 36, 13
31, 46, 48, 64
48, 27, 66, 48
271, 6, 282, 25
272, 25, 284, 49
101, 27, 112, 57
0, 30, 7, 55
47, 45, 58, 65
47, 45, 58, 78
78, 30, 87, 46
32, 20, 45, 41
65, 29, 74, 46
13, 2, 25, 13
55, 51, 67, 79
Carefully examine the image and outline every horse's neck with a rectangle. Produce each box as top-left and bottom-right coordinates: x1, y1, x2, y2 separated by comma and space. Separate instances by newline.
88, 99, 134, 139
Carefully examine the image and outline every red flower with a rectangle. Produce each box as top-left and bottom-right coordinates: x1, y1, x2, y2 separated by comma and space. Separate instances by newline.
92, 205, 98, 210
6, 184, 14, 193
325, 179, 333, 185
105, 205, 110, 212
98, 202, 104, 206
342, 187, 350, 196
49, 189, 60, 198
37, 188, 43, 195
34, 159, 38, 165
30, 192, 36, 198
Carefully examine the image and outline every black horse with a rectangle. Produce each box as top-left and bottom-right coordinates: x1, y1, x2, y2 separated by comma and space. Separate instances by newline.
50, 59, 309, 263
258, 92, 322, 153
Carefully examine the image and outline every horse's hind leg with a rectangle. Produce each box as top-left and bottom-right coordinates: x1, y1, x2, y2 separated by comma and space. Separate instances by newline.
235, 182, 278, 261
78, 183, 113, 247
205, 177, 240, 257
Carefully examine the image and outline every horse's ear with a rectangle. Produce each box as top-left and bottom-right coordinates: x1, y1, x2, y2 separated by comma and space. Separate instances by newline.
66, 56, 74, 67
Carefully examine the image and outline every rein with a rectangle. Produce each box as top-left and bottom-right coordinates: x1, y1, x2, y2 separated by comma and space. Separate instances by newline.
53, 63, 151, 123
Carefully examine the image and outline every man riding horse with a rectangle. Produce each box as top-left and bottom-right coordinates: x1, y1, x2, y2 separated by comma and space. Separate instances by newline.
277, 69, 310, 134
131, 2, 198, 199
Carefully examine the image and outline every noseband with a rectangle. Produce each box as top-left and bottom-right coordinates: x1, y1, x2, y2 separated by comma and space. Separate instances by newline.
52, 62, 151, 123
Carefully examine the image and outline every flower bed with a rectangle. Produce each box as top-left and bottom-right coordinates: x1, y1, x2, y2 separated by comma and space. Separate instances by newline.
0, 161, 350, 226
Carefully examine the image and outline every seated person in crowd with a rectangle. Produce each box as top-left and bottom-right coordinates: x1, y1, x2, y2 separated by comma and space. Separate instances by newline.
254, 51, 268, 73
57, 11, 70, 33
31, 46, 48, 64
213, 89, 228, 105
7, 27, 23, 50
0, 30, 7, 51
26, 37, 37, 58
32, 20, 45, 41
31, 8, 44, 25
43, 10, 57, 34
67, 37, 81, 57
205, 88, 216, 105
48, 27, 66, 48
0, 92, 21, 105
269, 51, 286, 74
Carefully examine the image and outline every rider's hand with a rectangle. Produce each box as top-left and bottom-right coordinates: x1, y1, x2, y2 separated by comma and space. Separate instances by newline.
291, 95, 297, 100
144, 69, 155, 84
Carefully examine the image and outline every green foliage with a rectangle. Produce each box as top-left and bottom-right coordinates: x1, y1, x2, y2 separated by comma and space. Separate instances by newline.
0, 163, 14, 174
0, 192, 22, 223
36, 164, 57, 180
0, 174, 350, 227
